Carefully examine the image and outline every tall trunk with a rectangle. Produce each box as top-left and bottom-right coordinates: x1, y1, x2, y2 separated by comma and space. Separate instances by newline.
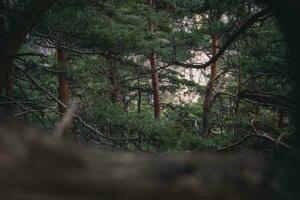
57, 49, 69, 115
5, 69, 14, 115
137, 90, 142, 114
0, 64, 9, 95
202, 36, 219, 137
0, 1, 56, 92
278, 112, 284, 129
108, 67, 121, 104
234, 74, 241, 135
137, 75, 142, 114
149, 52, 161, 119
254, 104, 260, 116
5, 74, 13, 98
234, 74, 241, 116
148, 0, 161, 119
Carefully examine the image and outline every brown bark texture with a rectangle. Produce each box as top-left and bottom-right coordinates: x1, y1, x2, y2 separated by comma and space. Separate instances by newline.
148, 0, 161, 119
57, 49, 69, 115
278, 112, 284, 129
108, 67, 122, 104
234, 75, 241, 134
255, 104, 261, 116
202, 36, 219, 137
149, 52, 161, 119
137, 75, 142, 113
5, 70, 14, 115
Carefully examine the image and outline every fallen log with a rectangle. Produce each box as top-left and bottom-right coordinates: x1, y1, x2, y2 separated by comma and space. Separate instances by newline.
0, 122, 277, 200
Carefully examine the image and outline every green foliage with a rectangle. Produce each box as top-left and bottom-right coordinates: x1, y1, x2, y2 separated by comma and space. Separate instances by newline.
78, 100, 263, 153
4, 0, 294, 156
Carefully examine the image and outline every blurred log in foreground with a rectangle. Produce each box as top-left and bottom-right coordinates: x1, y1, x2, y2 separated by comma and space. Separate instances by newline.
0, 122, 274, 200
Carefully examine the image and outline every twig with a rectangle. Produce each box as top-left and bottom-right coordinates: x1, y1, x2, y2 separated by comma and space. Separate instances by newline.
251, 119, 291, 149
207, 70, 228, 87
276, 132, 289, 149
217, 119, 292, 152
216, 134, 251, 151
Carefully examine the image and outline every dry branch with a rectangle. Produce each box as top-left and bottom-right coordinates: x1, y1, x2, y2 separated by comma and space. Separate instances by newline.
251, 119, 291, 149
216, 134, 252, 151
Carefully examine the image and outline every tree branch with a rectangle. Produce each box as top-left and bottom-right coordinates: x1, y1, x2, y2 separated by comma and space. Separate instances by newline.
15, 64, 138, 142
168, 8, 272, 69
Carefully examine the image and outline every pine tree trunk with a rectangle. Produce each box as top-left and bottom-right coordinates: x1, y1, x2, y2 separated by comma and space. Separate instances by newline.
202, 36, 219, 137
5, 70, 14, 115
255, 104, 260, 116
137, 75, 142, 114
137, 90, 142, 113
57, 49, 69, 115
148, 0, 161, 119
0, 0, 55, 92
234, 74, 241, 135
109, 67, 121, 104
0, 64, 9, 94
278, 112, 284, 129
149, 52, 161, 119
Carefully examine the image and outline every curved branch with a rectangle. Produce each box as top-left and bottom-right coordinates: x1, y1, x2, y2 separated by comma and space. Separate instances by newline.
169, 8, 272, 69
216, 134, 252, 151
251, 119, 291, 149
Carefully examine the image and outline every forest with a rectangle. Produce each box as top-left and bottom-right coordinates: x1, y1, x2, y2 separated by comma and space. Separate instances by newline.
0, 0, 299, 199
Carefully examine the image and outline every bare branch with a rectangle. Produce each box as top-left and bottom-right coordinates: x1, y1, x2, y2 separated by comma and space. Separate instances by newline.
251, 119, 291, 149
216, 134, 252, 152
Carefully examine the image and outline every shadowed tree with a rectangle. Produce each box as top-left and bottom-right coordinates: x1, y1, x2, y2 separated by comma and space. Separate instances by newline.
57, 49, 69, 115
0, 0, 56, 92
148, 0, 161, 119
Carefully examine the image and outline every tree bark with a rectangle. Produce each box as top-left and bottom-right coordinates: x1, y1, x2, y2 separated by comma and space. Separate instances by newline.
278, 112, 284, 129
148, 0, 161, 119
108, 66, 121, 104
57, 49, 69, 115
234, 74, 241, 116
4, 69, 14, 115
234, 74, 241, 135
0, 123, 274, 200
149, 52, 161, 119
137, 75, 142, 114
0, 0, 56, 92
202, 36, 219, 137
255, 104, 260, 116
